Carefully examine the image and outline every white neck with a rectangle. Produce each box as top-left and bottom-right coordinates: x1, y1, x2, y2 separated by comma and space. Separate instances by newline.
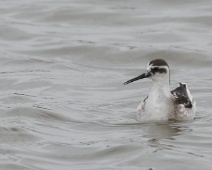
149, 77, 171, 98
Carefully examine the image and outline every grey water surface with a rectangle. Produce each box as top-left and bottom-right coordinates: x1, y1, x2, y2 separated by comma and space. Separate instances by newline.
0, 0, 212, 169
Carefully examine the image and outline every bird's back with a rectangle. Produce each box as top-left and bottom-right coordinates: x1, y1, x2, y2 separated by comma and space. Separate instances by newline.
171, 83, 196, 120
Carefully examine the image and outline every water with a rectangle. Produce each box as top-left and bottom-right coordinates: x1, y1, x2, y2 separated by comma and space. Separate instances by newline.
0, 0, 212, 169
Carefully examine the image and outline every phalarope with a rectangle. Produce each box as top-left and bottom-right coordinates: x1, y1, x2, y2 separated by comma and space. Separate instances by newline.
124, 59, 196, 122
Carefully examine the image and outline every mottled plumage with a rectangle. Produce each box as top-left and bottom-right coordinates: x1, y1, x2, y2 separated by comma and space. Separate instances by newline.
171, 83, 192, 108
124, 59, 196, 122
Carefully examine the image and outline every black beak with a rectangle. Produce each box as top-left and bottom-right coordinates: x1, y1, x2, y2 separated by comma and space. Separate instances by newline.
124, 72, 151, 85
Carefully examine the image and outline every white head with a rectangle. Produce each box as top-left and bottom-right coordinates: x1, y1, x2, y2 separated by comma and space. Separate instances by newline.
147, 59, 170, 84
124, 59, 170, 85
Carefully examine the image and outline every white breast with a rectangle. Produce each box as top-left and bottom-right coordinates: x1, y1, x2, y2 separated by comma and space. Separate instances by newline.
137, 98, 172, 122
137, 83, 175, 122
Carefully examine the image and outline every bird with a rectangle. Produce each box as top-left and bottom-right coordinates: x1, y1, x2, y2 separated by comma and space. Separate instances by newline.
124, 59, 196, 122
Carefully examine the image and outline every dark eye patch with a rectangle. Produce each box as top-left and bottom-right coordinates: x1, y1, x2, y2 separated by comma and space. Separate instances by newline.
158, 68, 167, 73
152, 67, 159, 71
151, 67, 167, 74
151, 67, 159, 74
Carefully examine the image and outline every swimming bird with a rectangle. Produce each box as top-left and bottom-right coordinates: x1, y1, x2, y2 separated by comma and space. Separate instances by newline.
124, 59, 196, 122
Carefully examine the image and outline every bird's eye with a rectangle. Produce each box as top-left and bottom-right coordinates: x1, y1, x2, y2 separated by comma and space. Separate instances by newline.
152, 67, 159, 71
